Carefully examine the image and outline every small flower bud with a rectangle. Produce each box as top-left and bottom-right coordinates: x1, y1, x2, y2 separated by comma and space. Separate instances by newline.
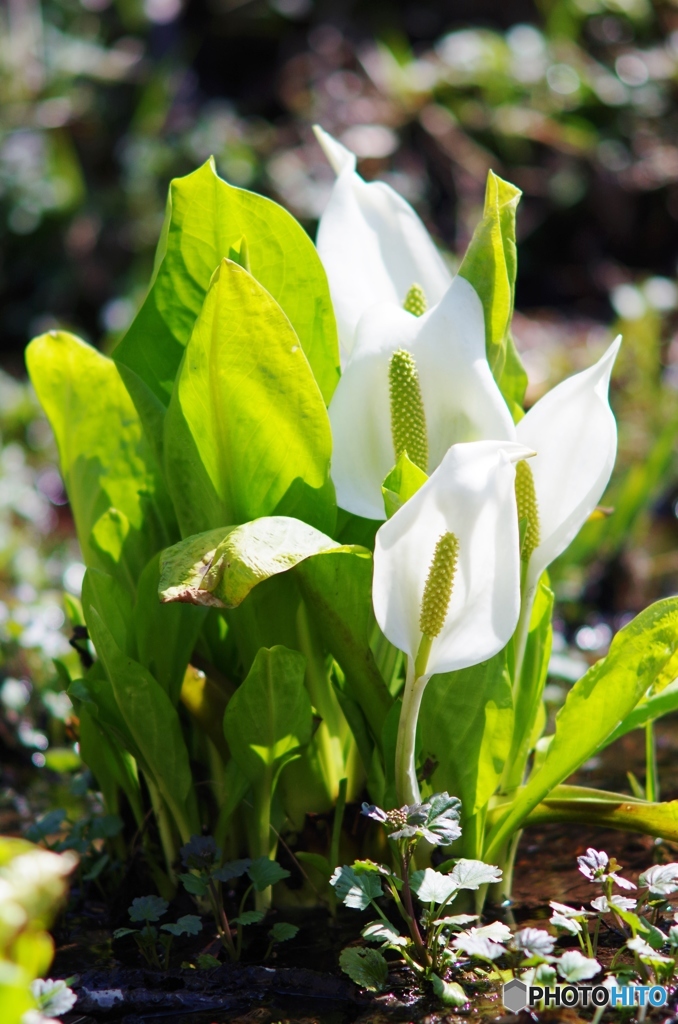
419, 532, 459, 638
403, 283, 427, 317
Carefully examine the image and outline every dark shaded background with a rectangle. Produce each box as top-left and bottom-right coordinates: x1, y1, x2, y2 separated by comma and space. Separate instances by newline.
4, 0, 678, 364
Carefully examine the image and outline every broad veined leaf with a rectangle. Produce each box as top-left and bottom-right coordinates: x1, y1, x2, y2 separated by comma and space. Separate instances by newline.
448, 859, 502, 890
294, 549, 393, 743
420, 652, 513, 830
247, 857, 291, 891
158, 527, 231, 606
85, 598, 198, 841
338, 947, 388, 991
164, 259, 335, 538
134, 553, 207, 705
114, 160, 339, 450
458, 171, 527, 419
410, 868, 458, 904
26, 331, 176, 589
160, 517, 343, 609
486, 597, 678, 859
223, 646, 313, 783
330, 864, 383, 909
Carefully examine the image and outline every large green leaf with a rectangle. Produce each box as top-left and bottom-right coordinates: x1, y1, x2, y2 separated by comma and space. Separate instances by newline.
485, 597, 678, 859
134, 553, 207, 705
164, 260, 335, 537
78, 704, 143, 826
605, 679, 678, 746
294, 549, 393, 745
515, 785, 678, 845
420, 652, 513, 848
114, 159, 339, 450
26, 331, 176, 589
458, 171, 527, 420
160, 517, 343, 609
223, 645, 313, 783
84, 578, 198, 841
502, 579, 553, 792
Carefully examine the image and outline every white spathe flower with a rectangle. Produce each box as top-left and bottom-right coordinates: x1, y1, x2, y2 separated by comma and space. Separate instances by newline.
516, 337, 620, 590
373, 439, 531, 677
328, 276, 516, 520
314, 126, 451, 362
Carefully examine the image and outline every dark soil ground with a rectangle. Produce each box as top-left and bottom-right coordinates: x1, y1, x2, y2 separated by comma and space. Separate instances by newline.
45, 714, 678, 1024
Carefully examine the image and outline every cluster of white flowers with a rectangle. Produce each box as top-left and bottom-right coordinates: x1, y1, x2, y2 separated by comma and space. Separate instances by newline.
315, 128, 620, 804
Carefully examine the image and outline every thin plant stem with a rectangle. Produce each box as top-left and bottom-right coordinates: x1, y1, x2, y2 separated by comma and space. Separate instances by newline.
330, 778, 348, 871
395, 659, 428, 806
645, 721, 659, 802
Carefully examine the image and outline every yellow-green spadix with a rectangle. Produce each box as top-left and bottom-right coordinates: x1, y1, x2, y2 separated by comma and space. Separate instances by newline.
328, 275, 516, 520
313, 126, 451, 364
373, 439, 533, 679
515, 336, 621, 593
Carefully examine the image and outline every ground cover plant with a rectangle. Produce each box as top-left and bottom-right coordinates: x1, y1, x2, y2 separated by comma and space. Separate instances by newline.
18, 126, 678, 1012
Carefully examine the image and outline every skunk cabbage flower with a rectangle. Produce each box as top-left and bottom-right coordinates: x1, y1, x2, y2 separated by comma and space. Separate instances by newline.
373, 439, 533, 804
515, 337, 620, 591
329, 276, 516, 519
374, 439, 531, 677
314, 126, 451, 362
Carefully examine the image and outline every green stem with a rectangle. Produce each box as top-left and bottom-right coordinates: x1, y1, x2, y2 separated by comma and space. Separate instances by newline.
330, 777, 348, 871
395, 658, 428, 806
145, 776, 178, 882
645, 721, 659, 802
254, 768, 274, 912
236, 882, 254, 960
208, 876, 237, 960
399, 851, 431, 968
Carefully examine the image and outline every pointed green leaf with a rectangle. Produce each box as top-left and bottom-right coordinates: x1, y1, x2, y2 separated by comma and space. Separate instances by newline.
516, 784, 678, 846
294, 549, 393, 744
420, 652, 513, 832
502, 578, 553, 791
382, 452, 428, 519
85, 587, 198, 841
223, 646, 313, 783
486, 597, 678, 859
114, 159, 339, 456
164, 260, 335, 537
26, 331, 176, 589
458, 171, 527, 419
134, 553, 207, 704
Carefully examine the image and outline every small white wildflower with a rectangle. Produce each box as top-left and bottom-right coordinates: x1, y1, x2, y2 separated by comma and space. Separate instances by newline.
639, 863, 678, 896
452, 928, 506, 960
590, 894, 637, 913
550, 913, 582, 935
30, 978, 77, 1016
576, 848, 635, 890
511, 927, 555, 957
557, 949, 601, 982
